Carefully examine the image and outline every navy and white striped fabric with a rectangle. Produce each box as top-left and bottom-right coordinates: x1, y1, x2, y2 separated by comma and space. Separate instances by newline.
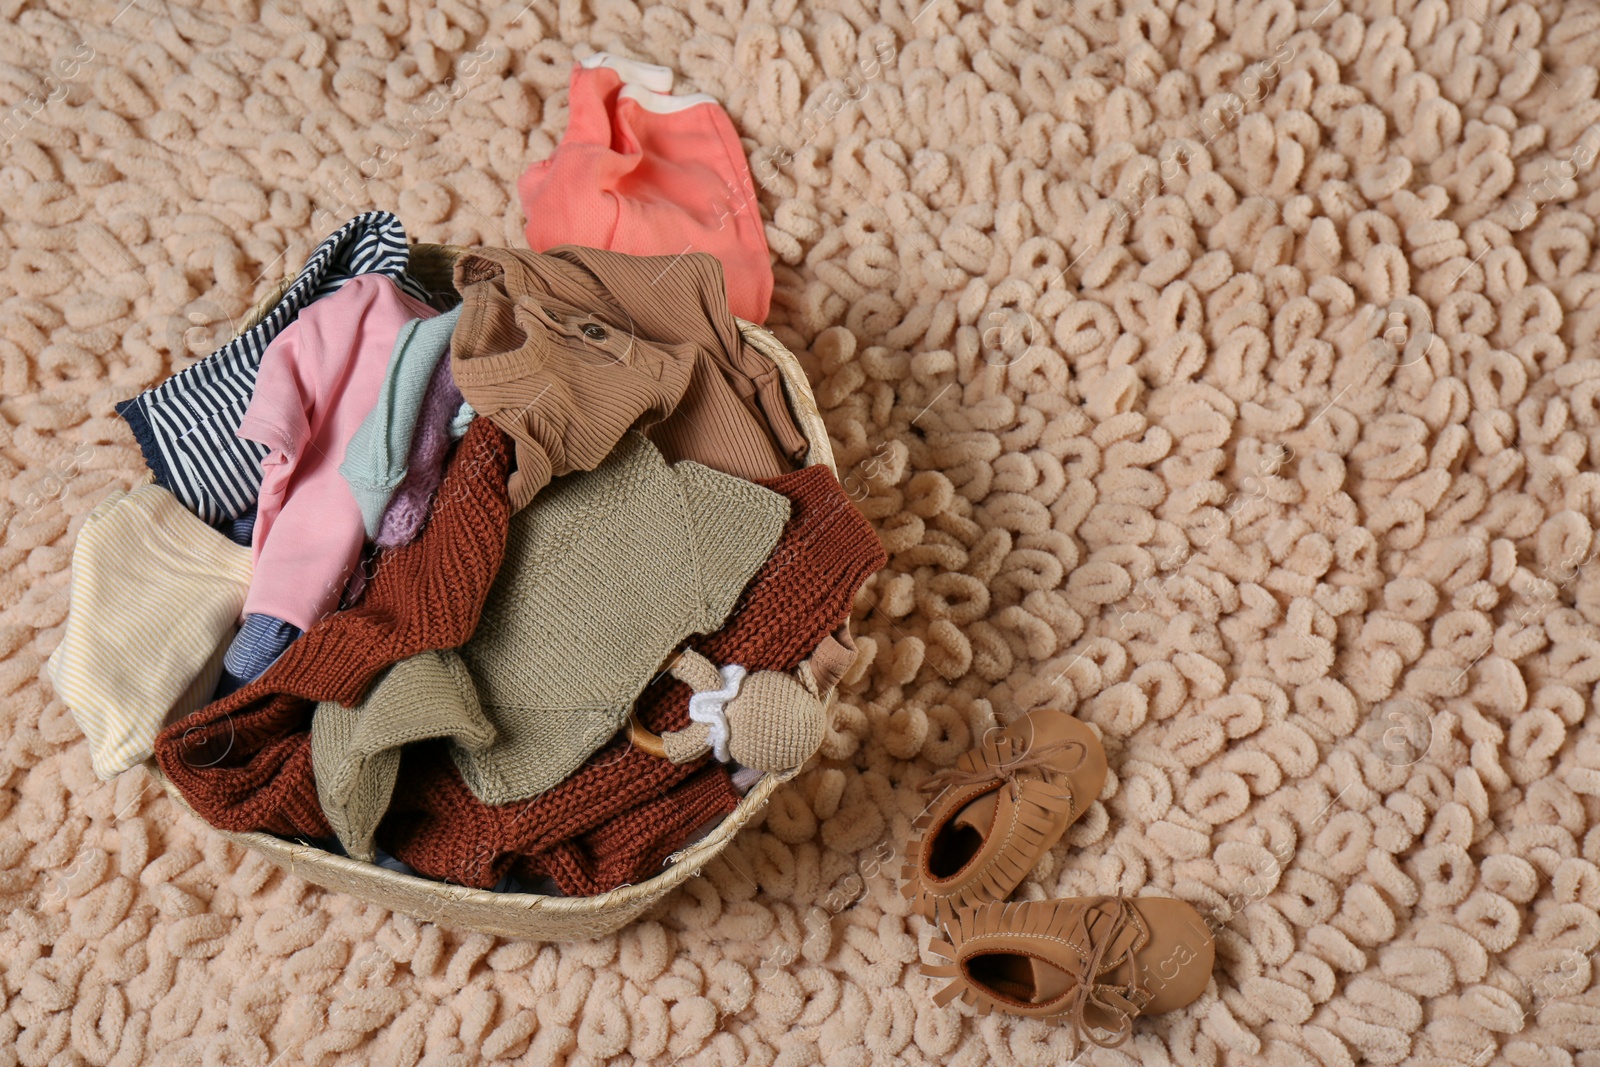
117, 212, 434, 524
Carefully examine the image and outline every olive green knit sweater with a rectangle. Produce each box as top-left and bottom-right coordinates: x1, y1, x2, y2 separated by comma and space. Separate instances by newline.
311, 649, 495, 861
453, 432, 789, 802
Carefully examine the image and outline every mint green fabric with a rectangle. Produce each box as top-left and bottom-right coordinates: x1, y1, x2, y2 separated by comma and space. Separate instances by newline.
339, 304, 462, 537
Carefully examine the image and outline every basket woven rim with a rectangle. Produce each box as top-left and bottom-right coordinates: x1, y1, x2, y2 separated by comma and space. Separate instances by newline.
144, 242, 840, 924
145, 761, 800, 915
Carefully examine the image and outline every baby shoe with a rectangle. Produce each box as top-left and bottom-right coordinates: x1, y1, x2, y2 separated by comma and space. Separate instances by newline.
923, 895, 1214, 1045
900, 709, 1106, 922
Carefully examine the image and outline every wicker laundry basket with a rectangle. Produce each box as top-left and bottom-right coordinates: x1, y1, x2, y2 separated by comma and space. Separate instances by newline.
143, 244, 840, 941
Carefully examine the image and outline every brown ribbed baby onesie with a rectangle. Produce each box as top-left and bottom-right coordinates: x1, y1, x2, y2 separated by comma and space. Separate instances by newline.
452, 246, 808, 510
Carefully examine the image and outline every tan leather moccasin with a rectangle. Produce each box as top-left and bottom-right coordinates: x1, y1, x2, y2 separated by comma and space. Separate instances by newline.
923, 895, 1214, 1046
900, 709, 1106, 922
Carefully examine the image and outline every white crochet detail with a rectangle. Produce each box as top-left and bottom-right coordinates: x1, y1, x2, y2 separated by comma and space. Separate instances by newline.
686, 663, 746, 763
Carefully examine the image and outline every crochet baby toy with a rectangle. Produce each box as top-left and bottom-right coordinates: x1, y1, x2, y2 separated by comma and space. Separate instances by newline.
631, 648, 828, 773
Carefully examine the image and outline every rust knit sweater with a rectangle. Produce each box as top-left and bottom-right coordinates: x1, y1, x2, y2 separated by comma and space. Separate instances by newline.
152, 421, 515, 837
379, 462, 887, 892
532, 763, 739, 896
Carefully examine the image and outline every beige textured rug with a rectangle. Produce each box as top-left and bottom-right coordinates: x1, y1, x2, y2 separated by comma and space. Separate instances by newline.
5, 0, 1600, 1063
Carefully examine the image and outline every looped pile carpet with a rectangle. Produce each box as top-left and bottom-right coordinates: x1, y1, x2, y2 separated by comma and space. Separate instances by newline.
4, 0, 1600, 1064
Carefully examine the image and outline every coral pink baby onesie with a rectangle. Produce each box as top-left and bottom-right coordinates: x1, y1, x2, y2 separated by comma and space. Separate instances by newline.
518, 54, 774, 323
238, 274, 438, 630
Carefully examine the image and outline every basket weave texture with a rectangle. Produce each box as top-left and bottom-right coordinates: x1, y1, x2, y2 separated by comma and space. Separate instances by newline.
144, 244, 839, 941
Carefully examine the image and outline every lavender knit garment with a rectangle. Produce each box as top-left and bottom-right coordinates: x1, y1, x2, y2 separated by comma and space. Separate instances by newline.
375, 355, 466, 548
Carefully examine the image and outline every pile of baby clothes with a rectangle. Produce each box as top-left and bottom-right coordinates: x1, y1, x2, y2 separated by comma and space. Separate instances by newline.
52, 56, 886, 897
52, 209, 436, 776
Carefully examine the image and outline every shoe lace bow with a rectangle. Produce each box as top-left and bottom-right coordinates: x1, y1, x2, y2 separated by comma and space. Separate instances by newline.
916, 735, 1087, 805
1065, 895, 1150, 1049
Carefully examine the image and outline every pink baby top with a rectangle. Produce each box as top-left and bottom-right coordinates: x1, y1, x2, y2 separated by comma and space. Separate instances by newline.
238, 274, 438, 630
